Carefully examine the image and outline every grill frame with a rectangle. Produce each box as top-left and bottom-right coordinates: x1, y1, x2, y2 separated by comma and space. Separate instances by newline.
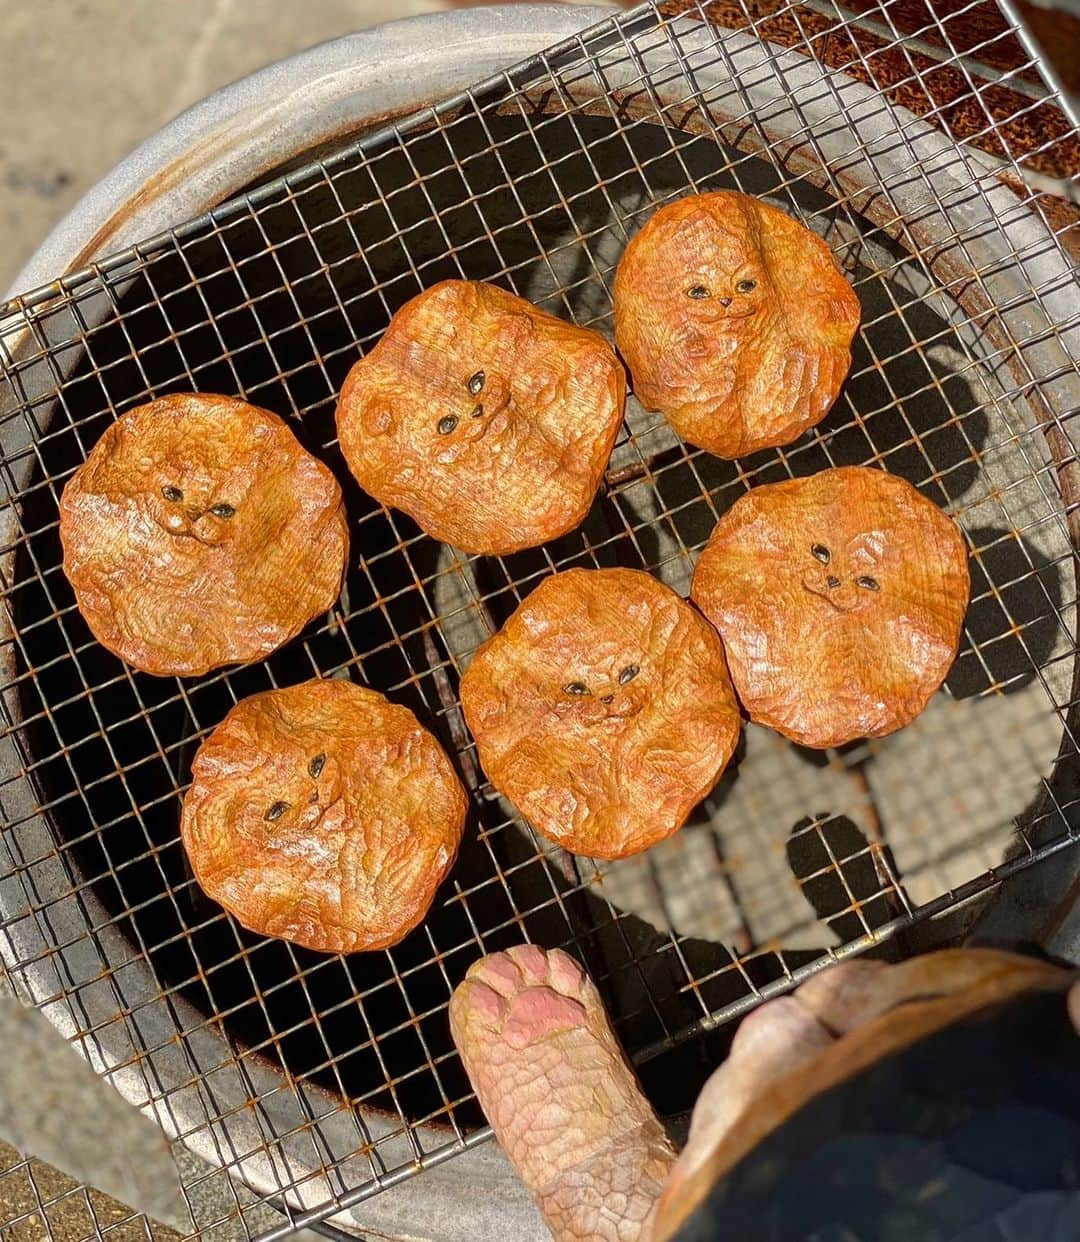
1, 3, 1079, 1239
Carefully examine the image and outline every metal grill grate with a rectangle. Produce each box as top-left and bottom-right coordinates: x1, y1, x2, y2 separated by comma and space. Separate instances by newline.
1, 0, 1079, 1237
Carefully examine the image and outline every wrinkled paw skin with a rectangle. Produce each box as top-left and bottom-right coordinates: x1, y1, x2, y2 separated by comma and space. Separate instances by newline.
450, 946, 676, 1240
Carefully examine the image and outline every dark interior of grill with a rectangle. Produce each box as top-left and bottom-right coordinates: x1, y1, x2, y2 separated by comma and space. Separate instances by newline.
10, 101, 1068, 1134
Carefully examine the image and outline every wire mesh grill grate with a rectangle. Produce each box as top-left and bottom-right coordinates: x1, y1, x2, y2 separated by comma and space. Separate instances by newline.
0, 0, 1078, 1237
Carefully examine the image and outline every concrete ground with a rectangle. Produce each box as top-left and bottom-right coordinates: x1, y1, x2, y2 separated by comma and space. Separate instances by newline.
0, 1140, 180, 1241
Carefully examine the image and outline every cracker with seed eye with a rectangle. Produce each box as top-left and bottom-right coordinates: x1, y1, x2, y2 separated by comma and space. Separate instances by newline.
180, 678, 468, 953
460, 568, 741, 860
691, 467, 970, 749
613, 191, 860, 459
335, 280, 626, 555
60, 393, 348, 677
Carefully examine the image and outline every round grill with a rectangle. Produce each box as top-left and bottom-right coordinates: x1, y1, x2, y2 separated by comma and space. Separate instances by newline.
1, 7, 1078, 1238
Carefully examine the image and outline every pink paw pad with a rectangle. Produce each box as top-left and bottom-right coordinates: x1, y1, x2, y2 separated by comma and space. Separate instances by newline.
468, 951, 525, 997
504, 942, 552, 984
504, 986, 588, 1049
465, 980, 508, 1029
450, 943, 675, 1241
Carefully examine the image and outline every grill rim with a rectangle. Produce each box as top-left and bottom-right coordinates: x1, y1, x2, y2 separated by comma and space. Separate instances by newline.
1, 5, 1079, 1239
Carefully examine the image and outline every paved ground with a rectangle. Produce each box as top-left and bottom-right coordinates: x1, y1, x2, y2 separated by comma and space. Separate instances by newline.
0, 1141, 181, 1241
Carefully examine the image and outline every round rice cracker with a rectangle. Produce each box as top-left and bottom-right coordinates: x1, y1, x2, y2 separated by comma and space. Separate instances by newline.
461, 568, 742, 860
60, 393, 348, 677
614, 191, 860, 459
336, 280, 626, 554
691, 466, 970, 749
181, 679, 467, 953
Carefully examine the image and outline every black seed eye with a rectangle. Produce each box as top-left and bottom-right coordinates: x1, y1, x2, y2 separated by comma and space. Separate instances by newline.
618, 664, 639, 685
565, 681, 590, 696
467, 370, 485, 396
162, 485, 183, 503
309, 753, 326, 779
857, 575, 880, 591
736, 279, 757, 293
811, 544, 830, 564
264, 800, 290, 822
210, 503, 235, 519
438, 414, 459, 435
687, 285, 710, 300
